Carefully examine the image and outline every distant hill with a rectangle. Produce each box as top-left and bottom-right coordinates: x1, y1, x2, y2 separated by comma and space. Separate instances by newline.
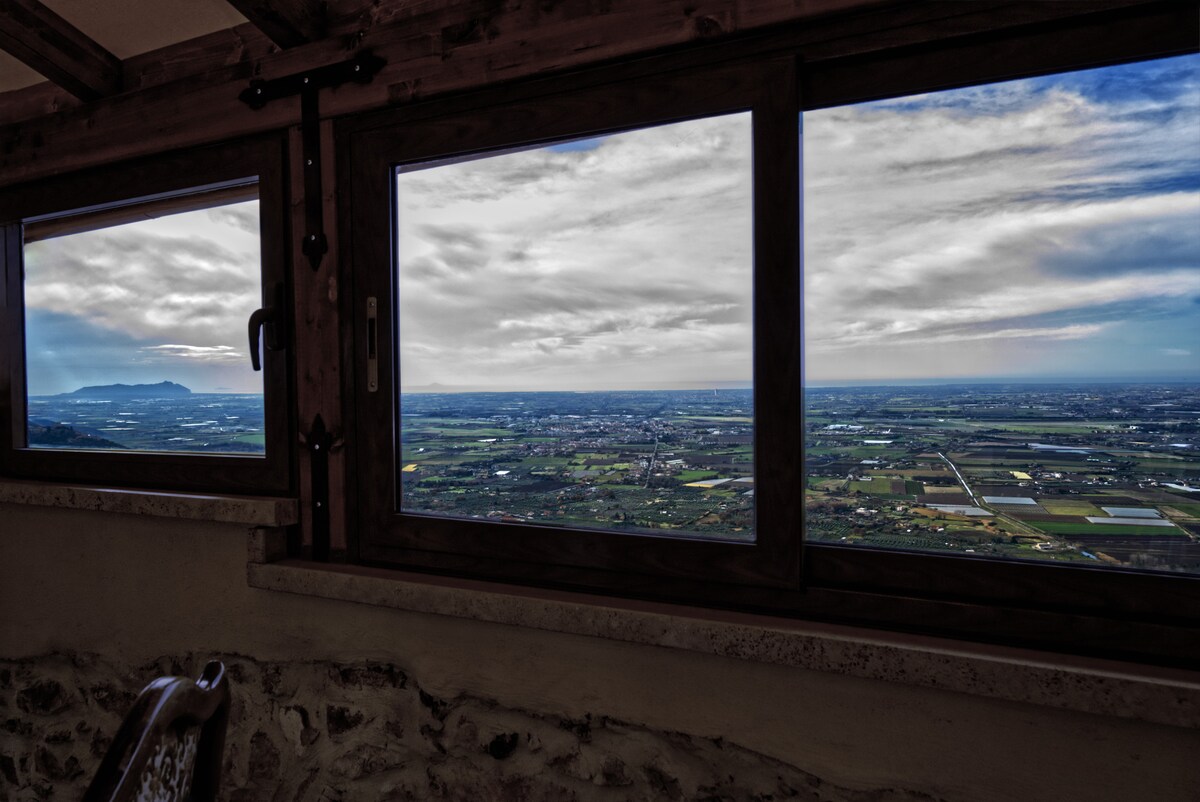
62, 381, 192, 399
28, 423, 127, 450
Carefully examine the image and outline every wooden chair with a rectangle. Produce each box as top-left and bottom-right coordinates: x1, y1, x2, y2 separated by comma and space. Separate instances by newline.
82, 661, 231, 802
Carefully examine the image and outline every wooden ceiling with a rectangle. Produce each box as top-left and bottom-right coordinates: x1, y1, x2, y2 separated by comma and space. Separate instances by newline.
0, 0, 1190, 190
0, 0, 339, 98
0, 0, 403, 120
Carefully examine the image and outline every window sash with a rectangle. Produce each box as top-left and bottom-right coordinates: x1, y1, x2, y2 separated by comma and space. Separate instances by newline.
343, 58, 803, 590
0, 135, 293, 495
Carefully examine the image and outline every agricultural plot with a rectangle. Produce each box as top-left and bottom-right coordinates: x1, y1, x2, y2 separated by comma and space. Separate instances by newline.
803, 382, 1200, 573
1031, 521, 1180, 537
399, 389, 756, 539
848, 479, 907, 496
1038, 500, 1105, 516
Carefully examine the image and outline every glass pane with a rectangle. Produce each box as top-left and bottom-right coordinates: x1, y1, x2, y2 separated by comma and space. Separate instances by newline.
24, 194, 266, 455
396, 113, 755, 540
803, 54, 1200, 573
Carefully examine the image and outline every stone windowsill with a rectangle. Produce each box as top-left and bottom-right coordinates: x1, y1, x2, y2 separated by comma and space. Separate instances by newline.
247, 558, 1200, 731
0, 478, 297, 527
3, 477, 1194, 731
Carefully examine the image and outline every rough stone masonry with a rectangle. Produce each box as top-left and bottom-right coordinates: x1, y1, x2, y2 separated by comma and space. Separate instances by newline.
0, 653, 942, 801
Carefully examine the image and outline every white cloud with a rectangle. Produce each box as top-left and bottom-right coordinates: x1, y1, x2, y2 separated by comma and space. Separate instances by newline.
396, 113, 754, 390
803, 58, 1200, 382
24, 201, 261, 348
139, 344, 244, 362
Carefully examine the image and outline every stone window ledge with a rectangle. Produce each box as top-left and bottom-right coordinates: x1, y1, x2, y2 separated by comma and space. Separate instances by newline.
0, 478, 297, 527
247, 558, 1200, 731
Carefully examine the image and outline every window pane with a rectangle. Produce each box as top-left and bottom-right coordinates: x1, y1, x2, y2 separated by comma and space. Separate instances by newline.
803, 55, 1200, 573
395, 113, 755, 540
23, 194, 266, 455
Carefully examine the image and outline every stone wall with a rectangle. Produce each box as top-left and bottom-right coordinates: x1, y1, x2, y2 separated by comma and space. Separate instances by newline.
4, 507, 1199, 802
1, 652, 939, 802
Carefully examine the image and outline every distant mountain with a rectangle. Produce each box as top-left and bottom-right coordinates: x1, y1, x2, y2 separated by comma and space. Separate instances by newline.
62, 381, 192, 399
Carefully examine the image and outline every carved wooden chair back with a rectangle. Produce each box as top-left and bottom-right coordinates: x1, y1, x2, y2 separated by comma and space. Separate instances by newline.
82, 661, 230, 802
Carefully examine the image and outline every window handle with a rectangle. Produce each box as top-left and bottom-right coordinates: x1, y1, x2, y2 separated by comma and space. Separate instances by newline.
248, 282, 287, 371
366, 296, 378, 392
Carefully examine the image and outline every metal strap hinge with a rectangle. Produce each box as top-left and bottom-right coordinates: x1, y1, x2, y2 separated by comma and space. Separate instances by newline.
238, 51, 386, 271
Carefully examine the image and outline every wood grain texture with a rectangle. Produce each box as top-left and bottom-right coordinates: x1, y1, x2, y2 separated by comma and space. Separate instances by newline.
291, 121, 349, 558
0, 80, 79, 126
122, 23, 279, 93
226, 0, 328, 49
5, 0, 1153, 188
0, 0, 121, 100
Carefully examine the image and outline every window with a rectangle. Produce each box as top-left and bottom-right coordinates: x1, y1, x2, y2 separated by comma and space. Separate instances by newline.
394, 113, 756, 541
340, 7, 1199, 665
0, 136, 292, 493
803, 54, 1200, 576
344, 59, 802, 590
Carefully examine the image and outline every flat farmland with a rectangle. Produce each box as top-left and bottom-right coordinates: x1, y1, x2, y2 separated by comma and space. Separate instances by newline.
1032, 521, 1182, 537
848, 479, 906, 495
803, 382, 1200, 573
1039, 500, 1106, 516
921, 484, 963, 493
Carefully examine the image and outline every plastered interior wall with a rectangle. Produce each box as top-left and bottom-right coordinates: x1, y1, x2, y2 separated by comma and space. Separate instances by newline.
1, 502, 1197, 801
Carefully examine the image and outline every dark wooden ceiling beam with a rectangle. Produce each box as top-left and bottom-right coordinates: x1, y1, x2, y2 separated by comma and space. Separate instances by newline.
0, 0, 121, 101
0, 0, 1187, 188
225, 0, 328, 49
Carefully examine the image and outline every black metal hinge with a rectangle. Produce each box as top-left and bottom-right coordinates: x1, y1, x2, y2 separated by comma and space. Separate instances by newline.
300, 414, 344, 561
238, 50, 386, 271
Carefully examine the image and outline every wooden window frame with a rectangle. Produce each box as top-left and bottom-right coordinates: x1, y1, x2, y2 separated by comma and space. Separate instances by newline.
334, 2, 1199, 666
341, 57, 803, 592
0, 134, 294, 495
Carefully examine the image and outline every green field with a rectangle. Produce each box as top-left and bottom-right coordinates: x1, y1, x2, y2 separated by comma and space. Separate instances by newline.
980, 422, 1110, 435
847, 480, 884, 494
1030, 521, 1182, 537
409, 427, 514, 437
1038, 500, 1105, 516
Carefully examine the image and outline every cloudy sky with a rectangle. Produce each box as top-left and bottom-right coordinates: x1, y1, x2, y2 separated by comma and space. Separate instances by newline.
25, 200, 262, 395
804, 53, 1200, 385
395, 112, 754, 391
22, 54, 1198, 397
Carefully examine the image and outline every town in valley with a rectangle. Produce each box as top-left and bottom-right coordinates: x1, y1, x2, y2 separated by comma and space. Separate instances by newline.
26, 380, 1200, 572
